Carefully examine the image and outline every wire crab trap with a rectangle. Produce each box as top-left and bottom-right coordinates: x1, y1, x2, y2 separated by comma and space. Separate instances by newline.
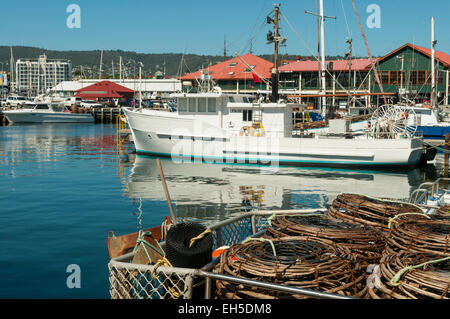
385, 214, 450, 257
214, 237, 366, 299
328, 193, 424, 232
265, 212, 385, 266
366, 251, 450, 299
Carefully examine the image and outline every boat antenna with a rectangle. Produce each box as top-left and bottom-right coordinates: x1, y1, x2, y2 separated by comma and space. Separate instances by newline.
267, 3, 281, 102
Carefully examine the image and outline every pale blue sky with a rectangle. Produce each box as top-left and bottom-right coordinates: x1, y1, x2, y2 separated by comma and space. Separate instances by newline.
1, 0, 449, 57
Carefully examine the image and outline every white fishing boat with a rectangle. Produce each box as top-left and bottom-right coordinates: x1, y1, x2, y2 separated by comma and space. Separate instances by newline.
122, 88, 427, 168
3, 103, 94, 123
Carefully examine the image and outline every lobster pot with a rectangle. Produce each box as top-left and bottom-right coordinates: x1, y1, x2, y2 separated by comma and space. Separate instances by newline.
385, 214, 450, 257
328, 193, 423, 232
437, 205, 450, 218
366, 251, 450, 299
215, 238, 366, 299
265, 213, 385, 266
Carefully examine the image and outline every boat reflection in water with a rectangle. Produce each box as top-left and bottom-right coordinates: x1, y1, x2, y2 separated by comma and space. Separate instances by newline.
121, 154, 436, 224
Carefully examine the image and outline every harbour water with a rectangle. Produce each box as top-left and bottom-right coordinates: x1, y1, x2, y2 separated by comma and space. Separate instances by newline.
0, 123, 445, 298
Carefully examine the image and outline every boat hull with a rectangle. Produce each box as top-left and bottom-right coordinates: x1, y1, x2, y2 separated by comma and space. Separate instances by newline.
123, 108, 424, 168
3, 111, 94, 123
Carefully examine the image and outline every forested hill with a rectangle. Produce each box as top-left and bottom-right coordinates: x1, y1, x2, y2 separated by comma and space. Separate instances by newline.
0, 46, 348, 78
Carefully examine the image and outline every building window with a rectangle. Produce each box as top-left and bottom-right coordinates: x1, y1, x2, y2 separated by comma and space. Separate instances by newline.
243, 65, 256, 73
243, 110, 253, 122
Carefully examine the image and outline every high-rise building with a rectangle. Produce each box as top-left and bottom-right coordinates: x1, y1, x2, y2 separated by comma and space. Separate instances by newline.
16, 54, 72, 96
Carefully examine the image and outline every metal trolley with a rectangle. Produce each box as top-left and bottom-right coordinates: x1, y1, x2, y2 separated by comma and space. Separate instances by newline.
108, 209, 354, 300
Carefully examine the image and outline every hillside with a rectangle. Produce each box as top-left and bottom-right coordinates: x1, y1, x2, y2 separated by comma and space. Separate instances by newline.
0, 46, 351, 78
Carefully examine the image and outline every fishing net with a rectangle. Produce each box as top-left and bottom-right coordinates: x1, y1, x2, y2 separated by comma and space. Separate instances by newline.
265, 213, 385, 266
328, 193, 423, 232
215, 238, 366, 299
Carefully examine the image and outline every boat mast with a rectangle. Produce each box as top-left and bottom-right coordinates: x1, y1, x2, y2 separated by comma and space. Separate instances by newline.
431, 16, 437, 108
270, 3, 280, 103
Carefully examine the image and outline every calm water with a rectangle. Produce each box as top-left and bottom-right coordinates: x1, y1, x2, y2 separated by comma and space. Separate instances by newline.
0, 123, 445, 298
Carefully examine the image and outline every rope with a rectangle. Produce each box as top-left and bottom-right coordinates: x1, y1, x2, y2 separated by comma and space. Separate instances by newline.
388, 212, 431, 229
133, 230, 165, 264
161, 218, 173, 242
242, 237, 277, 257
390, 256, 450, 287
422, 140, 450, 154
189, 228, 212, 248
150, 256, 181, 298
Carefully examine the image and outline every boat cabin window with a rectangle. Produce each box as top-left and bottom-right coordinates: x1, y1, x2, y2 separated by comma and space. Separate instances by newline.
178, 98, 187, 112
243, 97, 251, 103
229, 96, 235, 103
188, 99, 196, 112
35, 104, 49, 110
198, 98, 207, 112
207, 98, 216, 112
178, 97, 217, 113
414, 109, 432, 115
243, 110, 253, 122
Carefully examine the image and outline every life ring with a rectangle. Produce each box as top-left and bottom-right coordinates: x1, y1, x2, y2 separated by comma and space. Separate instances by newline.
240, 126, 251, 136
250, 124, 265, 137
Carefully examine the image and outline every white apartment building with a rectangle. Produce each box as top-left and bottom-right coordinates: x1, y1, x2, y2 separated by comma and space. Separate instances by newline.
16, 54, 72, 97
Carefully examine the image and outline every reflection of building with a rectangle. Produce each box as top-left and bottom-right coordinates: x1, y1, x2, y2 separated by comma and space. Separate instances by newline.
16, 54, 72, 97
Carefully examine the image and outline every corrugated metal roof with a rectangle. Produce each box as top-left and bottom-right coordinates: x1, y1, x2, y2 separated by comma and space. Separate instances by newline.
377, 43, 450, 68
278, 58, 372, 73
179, 53, 274, 81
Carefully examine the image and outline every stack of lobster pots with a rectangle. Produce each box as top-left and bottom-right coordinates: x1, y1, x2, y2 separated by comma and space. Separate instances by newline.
215, 193, 450, 299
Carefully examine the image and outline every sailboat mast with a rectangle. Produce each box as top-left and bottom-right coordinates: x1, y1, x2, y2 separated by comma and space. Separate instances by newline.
271, 4, 280, 103
99, 49, 103, 79
319, 0, 327, 117
431, 16, 436, 108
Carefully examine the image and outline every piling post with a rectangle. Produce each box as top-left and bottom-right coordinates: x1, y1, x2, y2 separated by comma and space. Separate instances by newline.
445, 134, 449, 178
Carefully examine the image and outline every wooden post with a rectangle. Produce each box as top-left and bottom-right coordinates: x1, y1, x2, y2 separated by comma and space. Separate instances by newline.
156, 158, 177, 225
445, 134, 450, 176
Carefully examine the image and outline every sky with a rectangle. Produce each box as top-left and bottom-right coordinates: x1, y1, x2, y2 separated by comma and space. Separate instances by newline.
1, 0, 450, 58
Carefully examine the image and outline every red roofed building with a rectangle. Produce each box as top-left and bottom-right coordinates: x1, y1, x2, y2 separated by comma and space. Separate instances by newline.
278, 57, 373, 108
74, 80, 135, 101
179, 53, 273, 93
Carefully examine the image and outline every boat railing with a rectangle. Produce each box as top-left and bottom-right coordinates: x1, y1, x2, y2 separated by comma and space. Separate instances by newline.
410, 178, 450, 204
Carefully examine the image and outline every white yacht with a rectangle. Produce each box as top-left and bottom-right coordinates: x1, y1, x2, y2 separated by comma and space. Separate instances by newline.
3, 103, 94, 123
122, 88, 426, 168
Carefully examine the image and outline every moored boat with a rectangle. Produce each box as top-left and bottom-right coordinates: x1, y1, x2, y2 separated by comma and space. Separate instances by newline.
3, 103, 94, 123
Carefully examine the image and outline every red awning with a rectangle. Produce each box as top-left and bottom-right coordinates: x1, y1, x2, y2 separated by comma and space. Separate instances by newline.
74, 81, 134, 99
